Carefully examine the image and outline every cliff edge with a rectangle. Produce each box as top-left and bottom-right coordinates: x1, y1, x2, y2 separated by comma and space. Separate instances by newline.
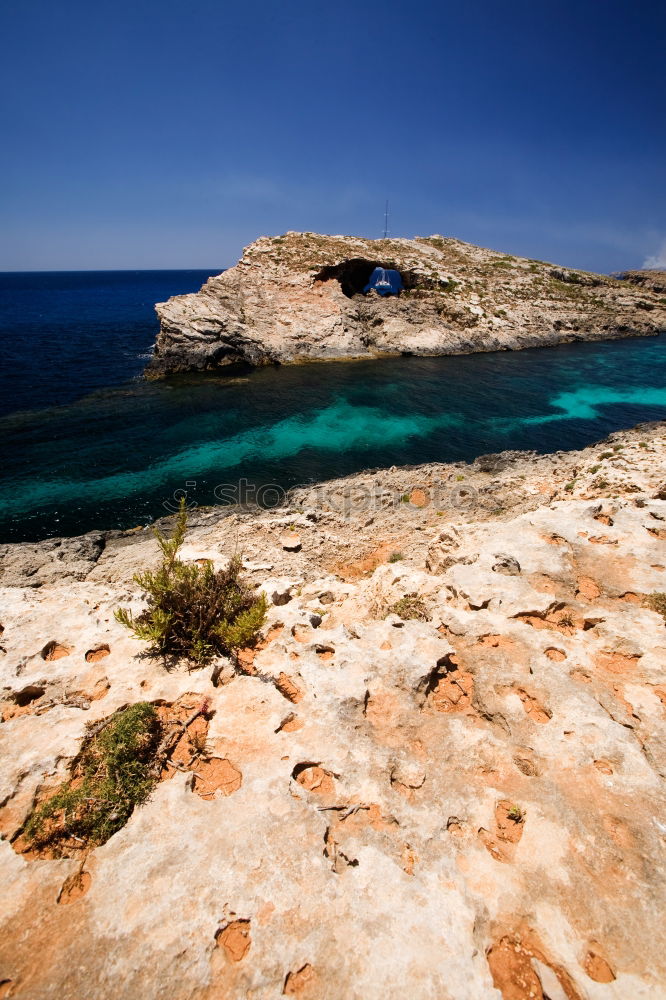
148, 232, 666, 376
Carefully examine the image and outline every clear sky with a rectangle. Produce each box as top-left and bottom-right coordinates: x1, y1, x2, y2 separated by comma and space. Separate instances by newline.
1, 0, 664, 273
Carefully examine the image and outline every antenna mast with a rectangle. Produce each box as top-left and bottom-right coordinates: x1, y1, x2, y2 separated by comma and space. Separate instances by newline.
383, 199, 389, 239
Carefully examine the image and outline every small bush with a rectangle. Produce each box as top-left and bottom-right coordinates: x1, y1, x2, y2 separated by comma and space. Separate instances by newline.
115, 499, 267, 664
645, 592, 666, 622
388, 593, 428, 621
24, 703, 161, 853
599, 451, 614, 460
564, 481, 576, 492
388, 551, 404, 563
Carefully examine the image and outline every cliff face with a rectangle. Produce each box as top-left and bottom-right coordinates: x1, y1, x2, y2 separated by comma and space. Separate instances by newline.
1, 422, 666, 999
148, 232, 666, 376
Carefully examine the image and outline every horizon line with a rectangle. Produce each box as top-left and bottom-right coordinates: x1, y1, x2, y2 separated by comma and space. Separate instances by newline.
0, 266, 227, 275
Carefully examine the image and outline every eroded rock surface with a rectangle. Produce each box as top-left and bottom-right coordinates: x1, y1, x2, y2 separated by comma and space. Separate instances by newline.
147, 232, 666, 376
0, 422, 665, 998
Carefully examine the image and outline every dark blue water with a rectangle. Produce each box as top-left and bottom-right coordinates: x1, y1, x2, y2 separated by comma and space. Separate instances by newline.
0, 270, 219, 415
0, 270, 665, 543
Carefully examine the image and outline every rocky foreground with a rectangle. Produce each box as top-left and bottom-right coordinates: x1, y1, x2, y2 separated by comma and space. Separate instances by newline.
147, 231, 666, 375
1, 422, 666, 999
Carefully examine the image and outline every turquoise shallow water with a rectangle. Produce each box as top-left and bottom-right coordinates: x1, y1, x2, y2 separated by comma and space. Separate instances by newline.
1, 330, 665, 542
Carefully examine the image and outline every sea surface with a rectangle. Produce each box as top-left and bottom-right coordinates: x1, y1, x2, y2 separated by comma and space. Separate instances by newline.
1, 270, 665, 543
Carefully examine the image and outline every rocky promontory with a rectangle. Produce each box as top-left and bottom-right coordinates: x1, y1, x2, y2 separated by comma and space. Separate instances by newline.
148, 232, 666, 375
1, 422, 665, 998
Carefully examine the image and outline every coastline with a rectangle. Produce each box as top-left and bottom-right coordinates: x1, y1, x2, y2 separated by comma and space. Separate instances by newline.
1, 419, 665, 997
145, 322, 663, 379
1, 420, 663, 583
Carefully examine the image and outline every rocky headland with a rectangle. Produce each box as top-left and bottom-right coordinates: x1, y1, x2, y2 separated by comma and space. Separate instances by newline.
1, 422, 665, 998
147, 232, 666, 375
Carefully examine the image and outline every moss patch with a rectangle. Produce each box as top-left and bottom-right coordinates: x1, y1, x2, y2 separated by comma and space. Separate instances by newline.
645, 592, 666, 622
23, 703, 161, 856
388, 593, 428, 621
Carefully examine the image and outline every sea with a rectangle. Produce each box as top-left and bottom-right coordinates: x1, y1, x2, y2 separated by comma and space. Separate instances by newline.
0, 269, 665, 544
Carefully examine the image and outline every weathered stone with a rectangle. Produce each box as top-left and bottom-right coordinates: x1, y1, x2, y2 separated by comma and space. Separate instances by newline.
0, 423, 665, 999
0, 531, 105, 587
280, 531, 302, 552
146, 233, 666, 376
492, 553, 522, 575
258, 577, 297, 606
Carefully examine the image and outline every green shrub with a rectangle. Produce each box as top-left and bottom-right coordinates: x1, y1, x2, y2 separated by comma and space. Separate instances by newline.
388, 551, 404, 563
24, 703, 161, 853
115, 500, 267, 664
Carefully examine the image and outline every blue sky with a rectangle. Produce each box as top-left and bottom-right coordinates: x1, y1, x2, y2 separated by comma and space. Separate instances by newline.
1, 0, 664, 272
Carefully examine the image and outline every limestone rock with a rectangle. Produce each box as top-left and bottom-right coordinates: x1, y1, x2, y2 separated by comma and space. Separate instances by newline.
0, 531, 105, 587
146, 233, 666, 376
618, 268, 666, 294
258, 577, 298, 606
280, 531, 302, 552
492, 553, 521, 575
0, 422, 665, 998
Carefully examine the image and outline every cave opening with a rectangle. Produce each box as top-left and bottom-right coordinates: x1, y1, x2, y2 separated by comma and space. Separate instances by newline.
315, 258, 420, 298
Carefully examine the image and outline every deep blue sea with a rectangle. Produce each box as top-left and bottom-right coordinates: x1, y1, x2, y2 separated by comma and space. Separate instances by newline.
0, 269, 665, 543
